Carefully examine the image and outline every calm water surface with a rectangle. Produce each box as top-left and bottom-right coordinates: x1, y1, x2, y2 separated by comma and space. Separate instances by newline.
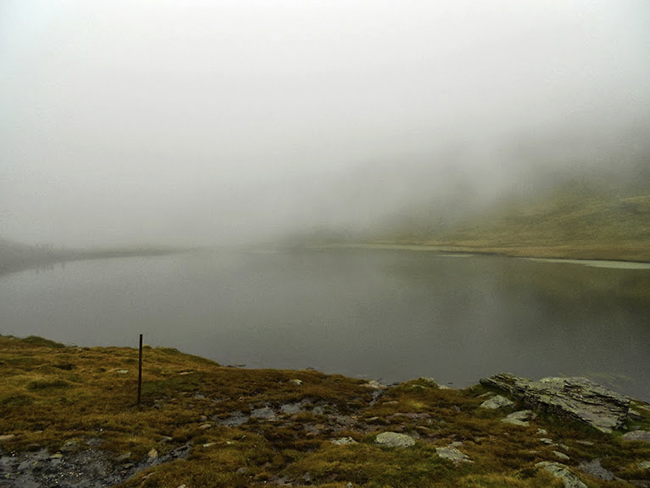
1, 249, 649, 400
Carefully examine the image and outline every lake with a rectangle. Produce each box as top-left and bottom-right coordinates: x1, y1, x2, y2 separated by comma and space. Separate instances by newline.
1, 248, 649, 400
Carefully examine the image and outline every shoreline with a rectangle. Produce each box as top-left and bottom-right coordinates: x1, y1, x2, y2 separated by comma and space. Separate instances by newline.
312, 242, 650, 269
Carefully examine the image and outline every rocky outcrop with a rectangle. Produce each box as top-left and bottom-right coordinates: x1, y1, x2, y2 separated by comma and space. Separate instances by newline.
480, 373, 631, 433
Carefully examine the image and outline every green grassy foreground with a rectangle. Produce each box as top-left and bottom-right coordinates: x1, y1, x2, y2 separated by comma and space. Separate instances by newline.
1, 335, 649, 487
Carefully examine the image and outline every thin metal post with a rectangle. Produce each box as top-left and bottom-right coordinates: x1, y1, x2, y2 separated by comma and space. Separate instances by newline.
137, 334, 143, 405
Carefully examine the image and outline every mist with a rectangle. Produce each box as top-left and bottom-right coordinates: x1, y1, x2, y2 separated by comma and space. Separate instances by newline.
2, 1, 650, 247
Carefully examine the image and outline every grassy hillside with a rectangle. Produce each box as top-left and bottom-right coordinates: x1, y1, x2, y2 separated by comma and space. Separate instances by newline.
381, 185, 650, 262
1, 335, 649, 487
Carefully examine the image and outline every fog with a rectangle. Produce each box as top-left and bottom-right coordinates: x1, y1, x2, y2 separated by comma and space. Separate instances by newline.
1, 1, 650, 247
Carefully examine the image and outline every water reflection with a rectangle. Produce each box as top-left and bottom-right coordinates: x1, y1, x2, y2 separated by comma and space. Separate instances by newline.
0, 250, 648, 400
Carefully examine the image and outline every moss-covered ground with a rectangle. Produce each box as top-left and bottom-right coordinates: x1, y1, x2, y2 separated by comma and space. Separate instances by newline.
1, 335, 649, 487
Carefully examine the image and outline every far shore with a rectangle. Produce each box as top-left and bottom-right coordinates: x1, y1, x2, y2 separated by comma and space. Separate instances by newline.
308, 242, 650, 269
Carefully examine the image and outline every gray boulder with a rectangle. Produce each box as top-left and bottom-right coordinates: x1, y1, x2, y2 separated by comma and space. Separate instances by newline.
480, 373, 630, 433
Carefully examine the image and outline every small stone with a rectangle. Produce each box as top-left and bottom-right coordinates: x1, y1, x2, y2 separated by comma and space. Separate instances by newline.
639, 461, 650, 470
148, 448, 158, 459
289, 379, 303, 386
438, 385, 451, 389
539, 438, 554, 444
554, 451, 570, 461
480, 395, 515, 409
202, 443, 216, 448
50, 453, 63, 459
536, 462, 587, 488
0, 434, 16, 442
622, 430, 650, 443
331, 437, 357, 445
116, 452, 131, 462
115, 369, 129, 374
537, 429, 548, 435
176, 485, 187, 488
436, 446, 473, 464
575, 440, 594, 446
375, 432, 415, 448
198, 423, 212, 430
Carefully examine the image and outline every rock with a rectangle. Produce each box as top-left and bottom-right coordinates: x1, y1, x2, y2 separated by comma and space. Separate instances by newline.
553, 450, 570, 461
115, 369, 129, 374
0, 434, 15, 442
436, 446, 472, 464
148, 448, 158, 460
375, 432, 415, 448
480, 395, 515, 409
639, 461, 650, 470
251, 407, 276, 420
289, 379, 303, 386
363, 380, 387, 390
622, 430, 650, 443
331, 437, 357, 445
578, 458, 616, 481
539, 438, 554, 444
60, 440, 80, 453
198, 423, 212, 430
501, 410, 534, 426
536, 462, 588, 488
480, 373, 630, 433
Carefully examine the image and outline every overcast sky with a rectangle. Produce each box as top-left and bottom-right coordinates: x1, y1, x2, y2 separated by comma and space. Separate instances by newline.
1, 1, 649, 246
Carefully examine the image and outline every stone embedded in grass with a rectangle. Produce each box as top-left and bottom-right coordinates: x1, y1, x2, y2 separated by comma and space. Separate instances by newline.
639, 461, 650, 470
554, 450, 570, 461
578, 458, 615, 481
501, 410, 534, 426
0, 434, 16, 442
289, 379, 302, 386
330, 437, 357, 445
435, 445, 473, 464
148, 449, 158, 460
480, 395, 514, 409
621, 430, 650, 443
536, 461, 587, 488
375, 432, 415, 448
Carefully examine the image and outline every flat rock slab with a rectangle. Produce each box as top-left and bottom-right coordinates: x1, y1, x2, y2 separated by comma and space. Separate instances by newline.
480, 373, 631, 433
375, 432, 415, 448
536, 462, 588, 488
